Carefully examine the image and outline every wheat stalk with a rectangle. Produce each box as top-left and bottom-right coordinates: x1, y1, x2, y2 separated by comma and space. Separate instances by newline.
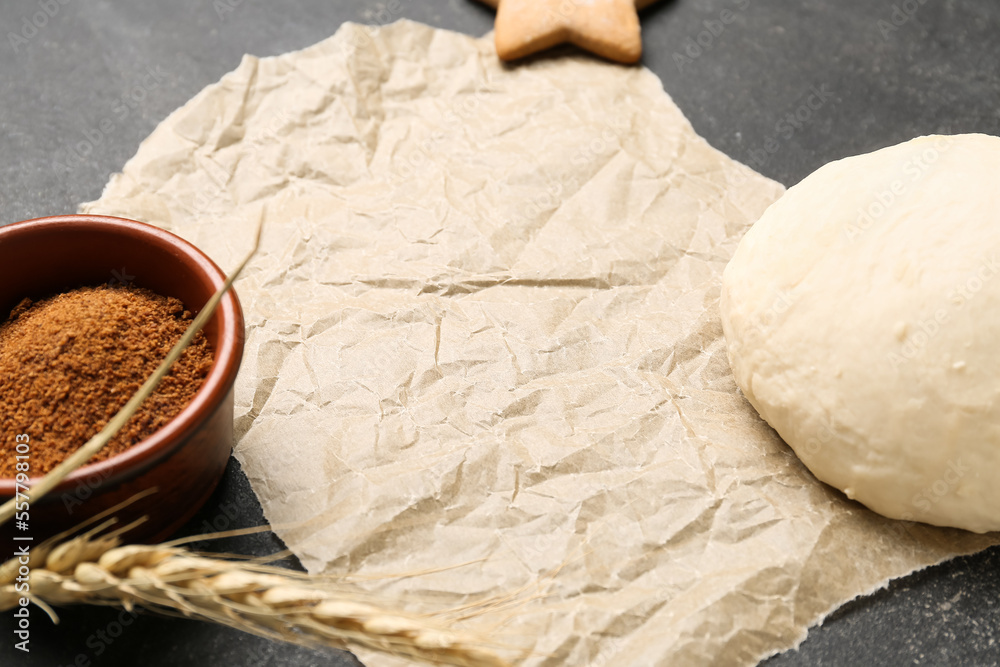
0, 217, 515, 666
1, 525, 512, 667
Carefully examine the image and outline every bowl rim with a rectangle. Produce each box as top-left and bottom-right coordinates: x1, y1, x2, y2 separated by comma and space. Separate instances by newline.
0, 214, 244, 496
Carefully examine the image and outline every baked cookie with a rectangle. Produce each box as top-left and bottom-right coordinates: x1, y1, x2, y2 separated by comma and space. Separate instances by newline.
476, 0, 662, 64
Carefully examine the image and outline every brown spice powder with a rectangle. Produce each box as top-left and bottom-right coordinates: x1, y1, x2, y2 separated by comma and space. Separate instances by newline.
0, 284, 214, 477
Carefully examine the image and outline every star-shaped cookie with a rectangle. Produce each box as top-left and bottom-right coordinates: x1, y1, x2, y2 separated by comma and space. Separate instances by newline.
476, 0, 661, 64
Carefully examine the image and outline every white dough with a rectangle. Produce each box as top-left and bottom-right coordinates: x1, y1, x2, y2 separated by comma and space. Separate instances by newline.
720, 134, 1000, 533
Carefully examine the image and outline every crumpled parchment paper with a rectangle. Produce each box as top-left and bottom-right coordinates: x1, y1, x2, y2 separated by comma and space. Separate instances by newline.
81, 20, 1000, 667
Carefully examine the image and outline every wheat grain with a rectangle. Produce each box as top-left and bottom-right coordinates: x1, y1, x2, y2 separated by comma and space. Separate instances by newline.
0, 530, 511, 667
0, 218, 516, 667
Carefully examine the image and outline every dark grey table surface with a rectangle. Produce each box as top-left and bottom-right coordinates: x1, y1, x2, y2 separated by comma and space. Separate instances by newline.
1, 1, 999, 665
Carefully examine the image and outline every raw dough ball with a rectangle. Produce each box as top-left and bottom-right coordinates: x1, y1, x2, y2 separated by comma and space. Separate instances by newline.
720, 134, 1000, 533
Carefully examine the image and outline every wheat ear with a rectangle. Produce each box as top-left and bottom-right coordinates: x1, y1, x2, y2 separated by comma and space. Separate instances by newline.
0, 527, 511, 667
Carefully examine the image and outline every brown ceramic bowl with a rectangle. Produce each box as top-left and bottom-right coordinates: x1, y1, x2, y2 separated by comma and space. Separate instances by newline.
0, 214, 244, 543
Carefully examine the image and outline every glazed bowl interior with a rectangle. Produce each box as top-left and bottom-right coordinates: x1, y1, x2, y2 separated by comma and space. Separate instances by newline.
0, 214, 243, 494
0, 217, 228, 342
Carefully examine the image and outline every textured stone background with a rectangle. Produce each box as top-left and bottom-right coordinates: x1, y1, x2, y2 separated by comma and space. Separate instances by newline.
1, 1, 998, 665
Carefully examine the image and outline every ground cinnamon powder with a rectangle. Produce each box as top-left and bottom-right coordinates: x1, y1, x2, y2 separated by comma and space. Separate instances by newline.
0, 284, 214, 477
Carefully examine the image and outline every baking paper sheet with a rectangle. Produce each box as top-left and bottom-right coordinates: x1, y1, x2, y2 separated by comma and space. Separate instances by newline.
81, 20, 1000, 666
